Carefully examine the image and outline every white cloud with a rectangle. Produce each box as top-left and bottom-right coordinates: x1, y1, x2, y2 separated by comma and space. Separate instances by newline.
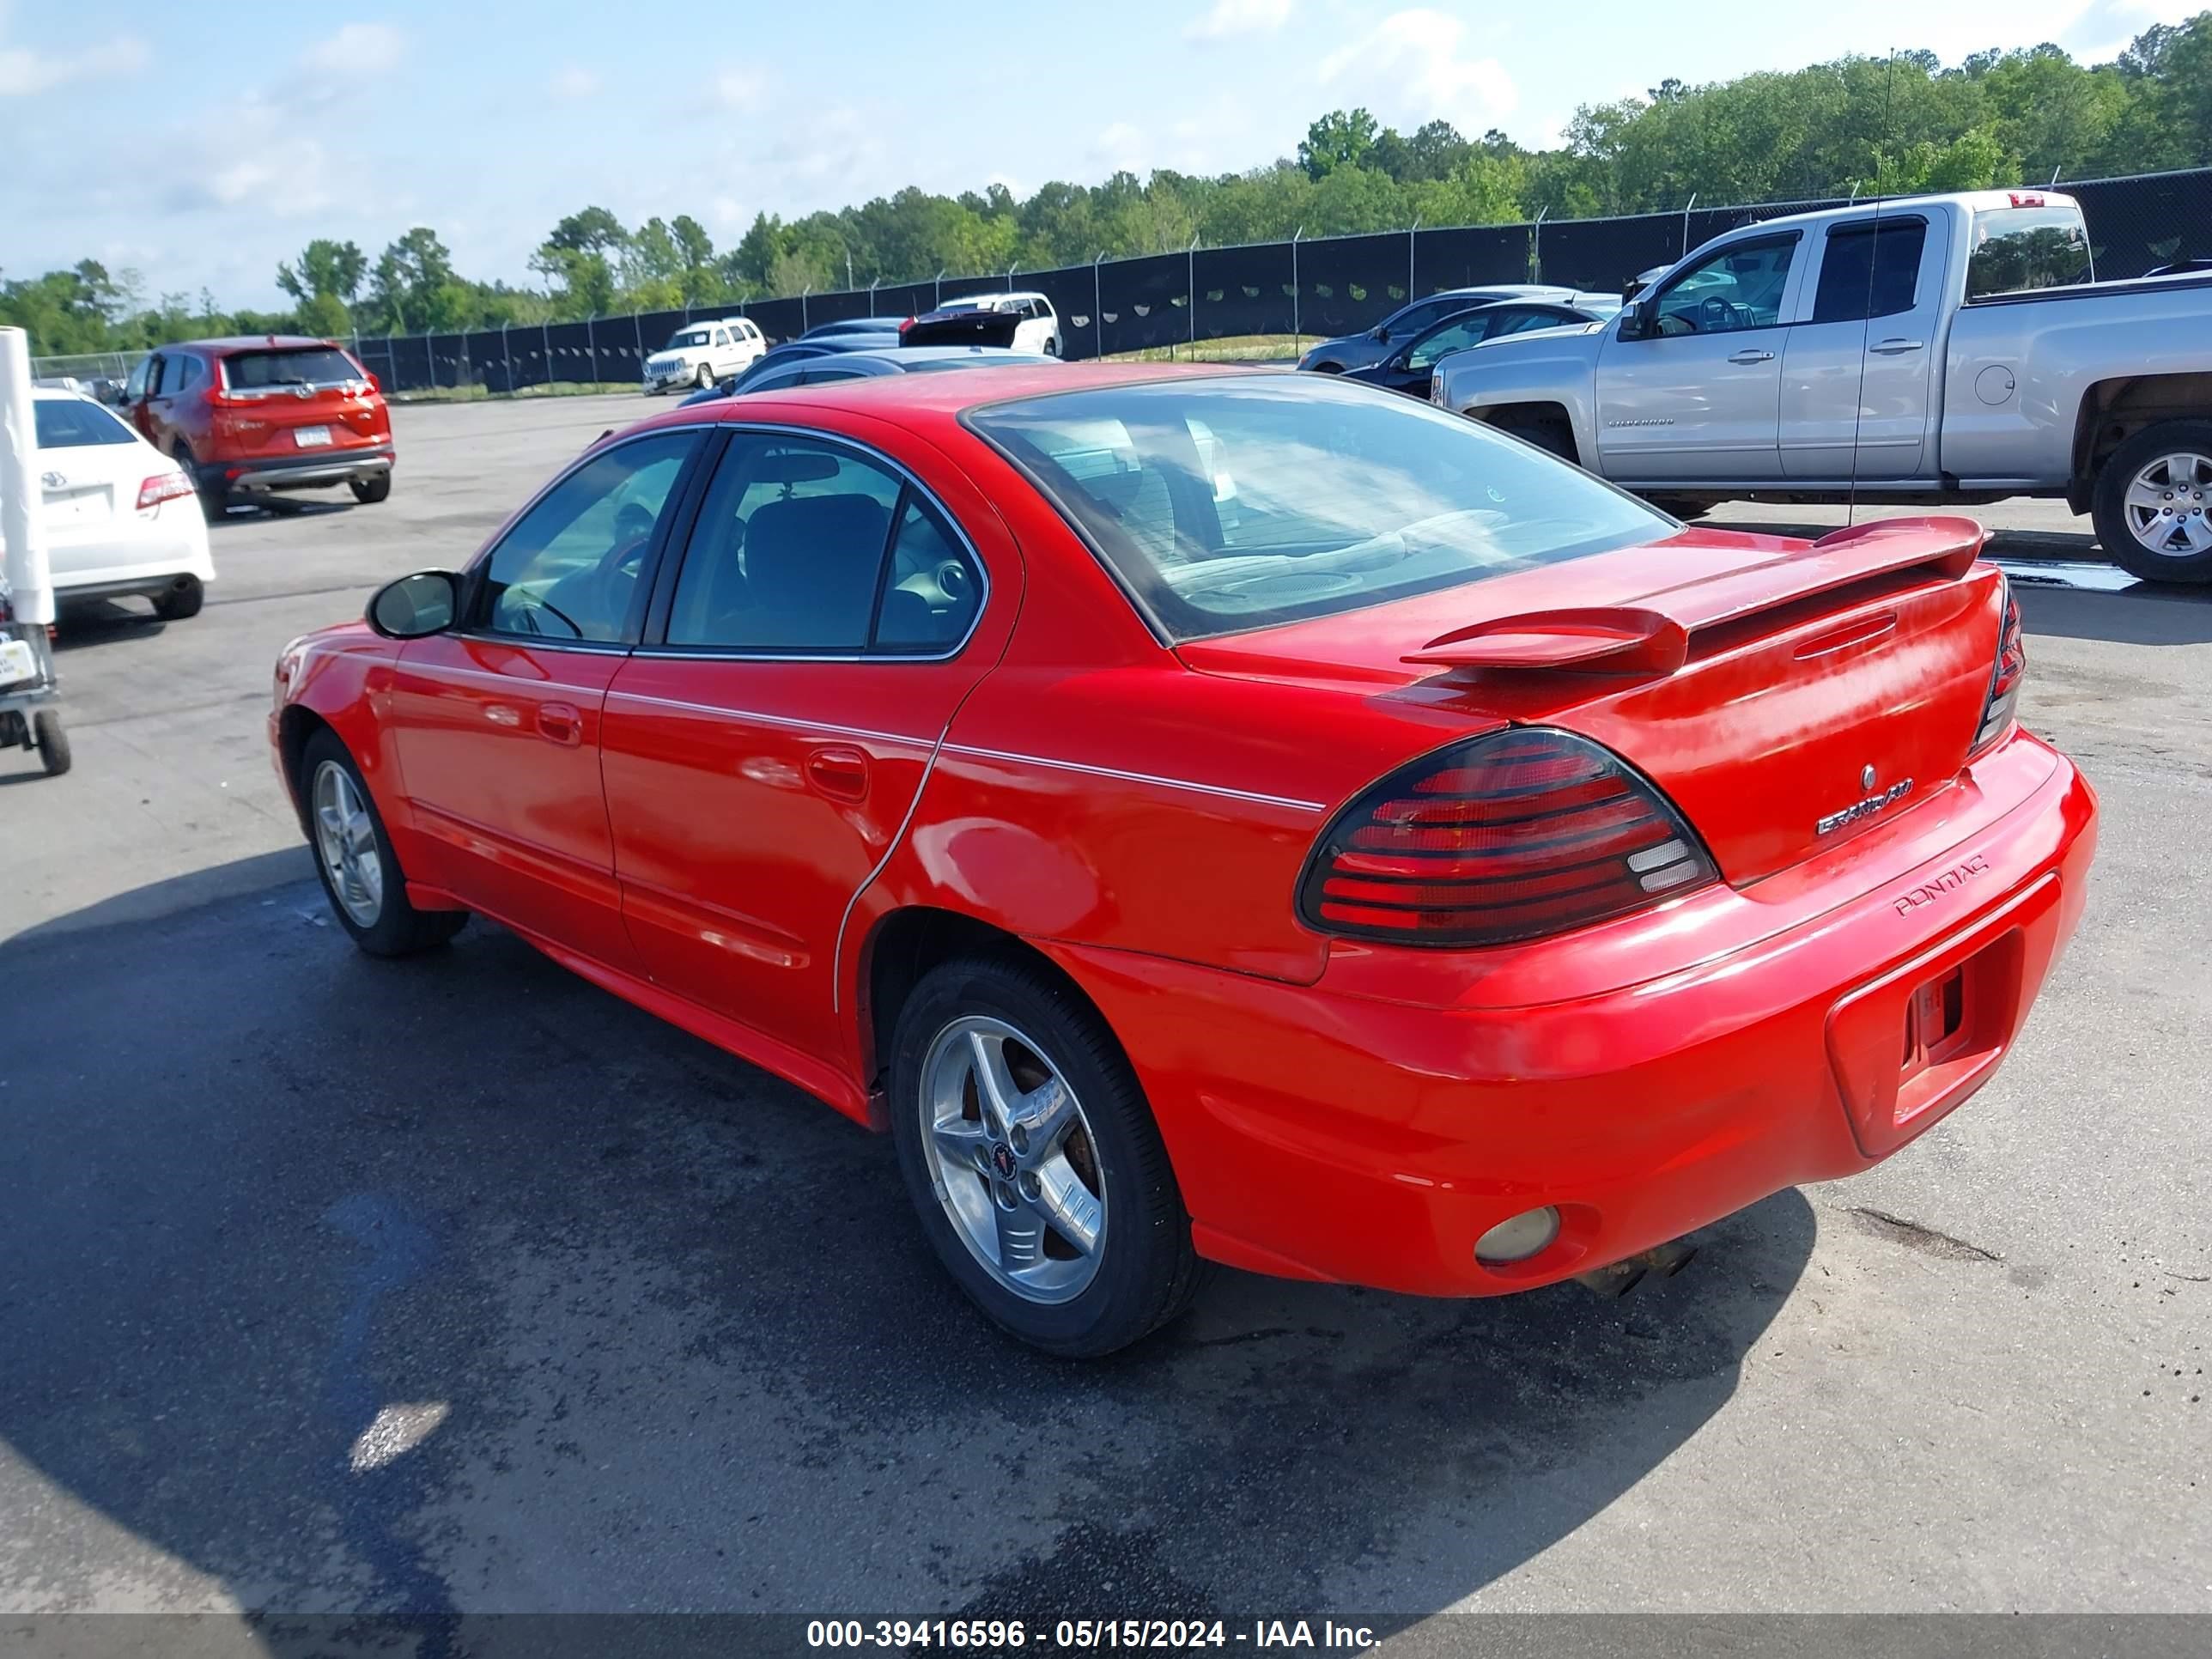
301, 21, 404, 77
1317, 8, 1517, 132
714, 66, 765, 110
552, 64, 600, 100
1185, 0, 1293, 41
0, 33, 146, 96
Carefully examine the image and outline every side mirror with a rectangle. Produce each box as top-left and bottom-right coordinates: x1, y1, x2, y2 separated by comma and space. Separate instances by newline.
366, 570, 459, 639
1371, 325, 1390, 343
366, 372, 382, 396
1620, 299, 1656, 341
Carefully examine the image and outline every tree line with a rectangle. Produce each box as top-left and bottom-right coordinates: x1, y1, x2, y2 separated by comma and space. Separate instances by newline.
8, 17, 2211, 357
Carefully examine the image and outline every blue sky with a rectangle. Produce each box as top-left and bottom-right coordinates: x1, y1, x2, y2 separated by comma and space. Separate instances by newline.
0, 0, 2189, 308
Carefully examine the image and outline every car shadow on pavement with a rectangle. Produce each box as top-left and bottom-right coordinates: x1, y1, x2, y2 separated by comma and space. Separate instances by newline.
0, 861, 1815, 1623
2014, 580, 2212, 647
52, 598, 168, 647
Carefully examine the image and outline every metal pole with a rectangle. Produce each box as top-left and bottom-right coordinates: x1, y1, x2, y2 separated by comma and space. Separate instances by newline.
1531, 208, 1548, 283
632, 310, 642, 386
542, 318, 551, 389
587, 313, 599, 388
0, 326, 54, 626
869, 276, 880, 319
1188, 234, 1199, 356
2050, 164, 2063, 187
1006, 264, 1016, 294
1681, 193, 1696, 260
502, 320, 513, 396
1093, 252, 1104, 360
936, 268, 946, 309
801, 287, 810, 333
1291, 227, 1304, 350
1408, 215, 1419, 302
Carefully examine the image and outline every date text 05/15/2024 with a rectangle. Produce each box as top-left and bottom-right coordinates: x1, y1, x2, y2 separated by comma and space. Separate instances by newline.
805, 1619, 1380, 1650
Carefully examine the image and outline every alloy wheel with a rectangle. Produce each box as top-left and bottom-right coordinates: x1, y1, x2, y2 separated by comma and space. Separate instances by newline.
918, 1016, 1106, 1304
2121, 452, 2212, 558
312, 759, 384, 927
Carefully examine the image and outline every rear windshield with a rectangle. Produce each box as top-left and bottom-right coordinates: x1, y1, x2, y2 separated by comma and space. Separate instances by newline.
670, 330, 710, 349
1968, 204, 2094, 298
968, 376, 1668, 641
223, 347, 362, 390
34, 398, 136, 447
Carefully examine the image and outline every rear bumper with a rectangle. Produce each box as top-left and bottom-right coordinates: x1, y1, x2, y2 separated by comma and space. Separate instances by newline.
1042, 732, 2097, 1297
202, 447, 393, 494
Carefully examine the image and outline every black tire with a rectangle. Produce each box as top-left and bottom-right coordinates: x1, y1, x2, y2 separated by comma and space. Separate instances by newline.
349, 473, 392, 505
1312, 362, 1345, 374
888, 953, 1204, 1358
696, 362, 715, 389
299, 729, 467, 957
176, 443, 228, 523
32, 710, 70, 777
152, 575, 204, 621
2091, 420, 2212, 584
1645, 495, 1720, 520
1492, 411, 1576, 463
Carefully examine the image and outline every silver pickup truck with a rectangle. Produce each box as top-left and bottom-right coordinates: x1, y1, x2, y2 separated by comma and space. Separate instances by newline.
1428, 189, 2212, 582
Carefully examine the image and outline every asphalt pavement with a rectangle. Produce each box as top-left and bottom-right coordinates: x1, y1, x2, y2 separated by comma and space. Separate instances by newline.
1, 393, 2205, 1638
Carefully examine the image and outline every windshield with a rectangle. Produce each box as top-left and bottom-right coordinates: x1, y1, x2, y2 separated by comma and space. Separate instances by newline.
968, 376, 1669, 641
223, 347, 363, 389
1968, 204, 2094, 298
34, 398, 137, 447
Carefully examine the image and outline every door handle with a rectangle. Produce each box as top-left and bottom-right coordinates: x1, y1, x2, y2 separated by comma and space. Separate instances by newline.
1869, 338, 1926, 355
535, 702, 583, 746
1727, 349, 1774, 364
806, 744, 870, 803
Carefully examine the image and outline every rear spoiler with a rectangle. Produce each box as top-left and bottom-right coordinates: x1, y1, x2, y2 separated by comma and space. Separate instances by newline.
1407, 516, 1987, 676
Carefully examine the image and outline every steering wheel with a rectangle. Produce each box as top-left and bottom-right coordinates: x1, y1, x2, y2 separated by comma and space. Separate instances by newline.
1699, 295, 1746, 332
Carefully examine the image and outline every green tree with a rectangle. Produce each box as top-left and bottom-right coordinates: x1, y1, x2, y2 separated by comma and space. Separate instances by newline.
1299, 108, 1380, 179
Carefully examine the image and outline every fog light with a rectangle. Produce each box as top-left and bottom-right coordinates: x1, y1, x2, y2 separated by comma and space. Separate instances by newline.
1475, 1206, 1560, 1266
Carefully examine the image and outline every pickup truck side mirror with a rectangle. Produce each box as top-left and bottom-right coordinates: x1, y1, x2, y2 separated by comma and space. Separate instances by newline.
1620, 299, 1657, 342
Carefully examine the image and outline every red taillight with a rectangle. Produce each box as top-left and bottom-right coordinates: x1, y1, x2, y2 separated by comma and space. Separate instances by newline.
137, 471, 195, 512
1972, 575, 2025, 753
1298, 728, 1719, 948
2008, 192, 2046, 208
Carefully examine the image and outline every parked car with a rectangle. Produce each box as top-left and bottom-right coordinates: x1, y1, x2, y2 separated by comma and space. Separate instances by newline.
802, 316, 912, 339
32, 389, 214, 620
642, 318, 767, 393
1297, 285, 1617, 374
270, 364, 2094, 1356
117, 337, 392, 521
715, 344, 1055, 395
680, 334, 902, 404
1429, 188, 2212, 582
1340, 300, 1613, 400
902, 291, 1063, 355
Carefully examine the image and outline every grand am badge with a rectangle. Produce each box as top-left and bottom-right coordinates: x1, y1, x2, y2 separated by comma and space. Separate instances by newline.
1817, 775, 1914, 836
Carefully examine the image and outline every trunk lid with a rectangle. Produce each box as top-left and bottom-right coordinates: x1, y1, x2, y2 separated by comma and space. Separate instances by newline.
1177, 518, 2003, 885
215, 345, 387, 460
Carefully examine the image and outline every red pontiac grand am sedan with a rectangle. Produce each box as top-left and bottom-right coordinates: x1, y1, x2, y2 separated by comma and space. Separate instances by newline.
270, 365, 2095, 1356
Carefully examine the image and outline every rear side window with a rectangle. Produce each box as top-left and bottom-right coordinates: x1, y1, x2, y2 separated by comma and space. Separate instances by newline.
1812, 219, 1928, 322
1968, 204, 2093, 298
666, 434, 981, 654
34, 399, 137, 447
224, 348, 361, 390
169, 356, 203, 393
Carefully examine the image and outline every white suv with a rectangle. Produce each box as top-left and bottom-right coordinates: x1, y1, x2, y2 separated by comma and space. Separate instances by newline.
643, 318, 766, 393
920, 292, 1063, 356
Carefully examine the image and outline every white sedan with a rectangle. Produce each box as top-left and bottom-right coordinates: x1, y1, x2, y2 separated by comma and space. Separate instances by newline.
33, 389, 215, 621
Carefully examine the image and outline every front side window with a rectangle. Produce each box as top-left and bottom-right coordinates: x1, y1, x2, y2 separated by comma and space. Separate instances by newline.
1650, 234, 1798, 336
970, 376, 1668, 641
1812, 219, 1929, 323
1967, 204, 2093, 298
1405, 312, 1497, 371
713, 328, 730, 346
34, 398, 137, 447
477, 431, 698, 641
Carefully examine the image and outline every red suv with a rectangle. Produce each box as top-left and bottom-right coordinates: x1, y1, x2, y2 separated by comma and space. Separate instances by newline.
118, 336, 394, 521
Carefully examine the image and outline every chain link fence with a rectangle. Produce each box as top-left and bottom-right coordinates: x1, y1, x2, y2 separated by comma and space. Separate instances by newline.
40, 167, 2212, 393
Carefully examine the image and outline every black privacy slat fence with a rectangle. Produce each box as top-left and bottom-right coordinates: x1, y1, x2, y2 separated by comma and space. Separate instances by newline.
349, 166, 2212, 394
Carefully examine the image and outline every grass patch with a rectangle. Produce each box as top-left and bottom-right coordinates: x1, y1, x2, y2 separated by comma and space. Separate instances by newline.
388, 380, 641, 404
1100, 334, 1304, 364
